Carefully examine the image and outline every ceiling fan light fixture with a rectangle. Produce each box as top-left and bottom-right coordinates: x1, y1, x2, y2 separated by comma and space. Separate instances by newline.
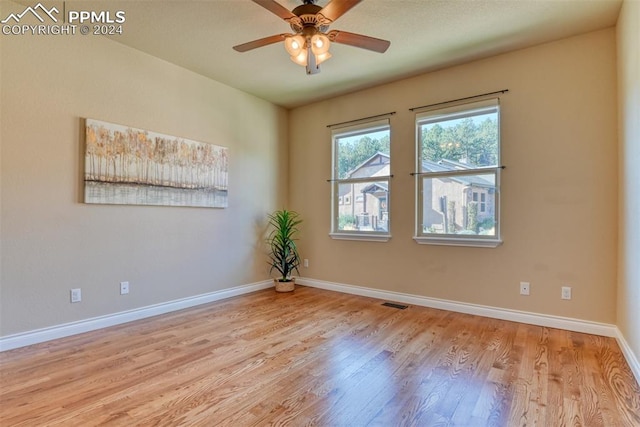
310, 33, 330, 55
290, 48, 308, 66
284, 34, 306, 56
314, 51, 331, 65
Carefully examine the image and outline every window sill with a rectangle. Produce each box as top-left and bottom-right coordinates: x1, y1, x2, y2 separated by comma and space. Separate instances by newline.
330, 232, 391, 242
413, 236, 502, 248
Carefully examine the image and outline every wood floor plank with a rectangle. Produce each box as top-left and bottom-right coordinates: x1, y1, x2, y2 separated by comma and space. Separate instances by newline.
1, 286, 639, 426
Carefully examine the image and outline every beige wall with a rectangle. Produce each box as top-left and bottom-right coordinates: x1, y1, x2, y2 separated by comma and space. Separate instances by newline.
617, 0, 640, 360
290, 29, 618, 323
0, 3, 288, 336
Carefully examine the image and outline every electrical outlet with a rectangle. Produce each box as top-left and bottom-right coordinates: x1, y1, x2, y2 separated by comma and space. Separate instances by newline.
303, 259, 309, 268
120, 281, 130, 295
520, 282, 530, 296
561, 286, 572, 300
70, 288, 82, 303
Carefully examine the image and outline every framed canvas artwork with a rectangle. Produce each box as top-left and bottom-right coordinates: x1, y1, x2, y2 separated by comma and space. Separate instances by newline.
84, 119, 228, 208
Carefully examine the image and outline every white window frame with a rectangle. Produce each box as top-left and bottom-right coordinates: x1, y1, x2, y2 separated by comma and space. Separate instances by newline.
413, 98, 502, 248
330, 118, 391, 242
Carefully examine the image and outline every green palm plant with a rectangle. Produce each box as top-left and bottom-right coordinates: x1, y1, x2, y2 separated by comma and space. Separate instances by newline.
267, 209, 302, 282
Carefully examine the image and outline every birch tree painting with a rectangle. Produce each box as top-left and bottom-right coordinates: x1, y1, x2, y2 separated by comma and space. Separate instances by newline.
84, 119, 228, 208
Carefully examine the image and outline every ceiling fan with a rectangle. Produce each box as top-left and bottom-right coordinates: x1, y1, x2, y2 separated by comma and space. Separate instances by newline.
233, 0, 391, 75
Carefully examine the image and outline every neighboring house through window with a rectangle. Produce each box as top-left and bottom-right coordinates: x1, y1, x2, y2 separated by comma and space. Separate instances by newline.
414, 98, 502, 247
331, 118, 391, 241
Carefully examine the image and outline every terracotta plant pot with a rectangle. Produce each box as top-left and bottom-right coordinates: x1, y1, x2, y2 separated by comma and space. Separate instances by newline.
274, 278, 295, 292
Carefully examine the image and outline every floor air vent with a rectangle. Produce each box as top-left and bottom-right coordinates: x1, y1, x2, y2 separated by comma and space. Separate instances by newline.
381, 302, 408, 310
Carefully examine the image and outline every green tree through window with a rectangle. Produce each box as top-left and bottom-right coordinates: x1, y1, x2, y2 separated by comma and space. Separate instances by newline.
421, 116, 498, 167
338, 134, 390, 179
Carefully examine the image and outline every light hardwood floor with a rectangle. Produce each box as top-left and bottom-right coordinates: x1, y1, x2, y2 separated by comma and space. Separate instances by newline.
1, 286, 639, 426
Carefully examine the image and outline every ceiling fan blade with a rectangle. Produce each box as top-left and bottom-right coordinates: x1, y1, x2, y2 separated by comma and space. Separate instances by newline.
233, 34, 287, 52
318, 0, 362, 23
252, 0, 297, 21
327, 30, 390, 53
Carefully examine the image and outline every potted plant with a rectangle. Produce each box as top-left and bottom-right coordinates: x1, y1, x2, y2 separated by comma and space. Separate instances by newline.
266, 209, 302, 292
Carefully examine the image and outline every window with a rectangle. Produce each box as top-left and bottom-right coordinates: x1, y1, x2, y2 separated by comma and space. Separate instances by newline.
473, 192, 487, 213
414, 98, 501, 247
331, 118, 391, 241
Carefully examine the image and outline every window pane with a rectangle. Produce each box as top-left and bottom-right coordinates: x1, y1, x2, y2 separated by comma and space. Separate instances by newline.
336, 129, 390, 179
420, 173, 496, 236
332, 119, 391, 238
337, 181, 389, 232
419, 110, 498, 168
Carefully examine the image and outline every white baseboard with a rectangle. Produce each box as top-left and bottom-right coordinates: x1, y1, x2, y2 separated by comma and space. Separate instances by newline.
0, 280, 273, 352
615, 328, 640, 385
297, 277, 618, 337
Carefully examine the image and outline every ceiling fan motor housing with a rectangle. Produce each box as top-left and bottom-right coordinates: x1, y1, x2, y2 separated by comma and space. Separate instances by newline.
290, 3, 330, 33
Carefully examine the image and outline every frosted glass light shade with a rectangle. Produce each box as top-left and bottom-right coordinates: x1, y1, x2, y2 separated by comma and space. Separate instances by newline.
315, 51, 332, 65
311, 34, 330, 55
290, 48, 308, 66
284, 35, 306, 57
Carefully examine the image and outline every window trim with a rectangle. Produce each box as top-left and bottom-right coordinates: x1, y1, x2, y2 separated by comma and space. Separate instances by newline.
413, 235, 502, 248
330, 118, 392, 241
414, 98, 502, 247
330, 232, 391, 242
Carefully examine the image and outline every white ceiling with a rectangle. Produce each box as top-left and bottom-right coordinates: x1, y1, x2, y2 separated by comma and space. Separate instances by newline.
91, 0, 621, 108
